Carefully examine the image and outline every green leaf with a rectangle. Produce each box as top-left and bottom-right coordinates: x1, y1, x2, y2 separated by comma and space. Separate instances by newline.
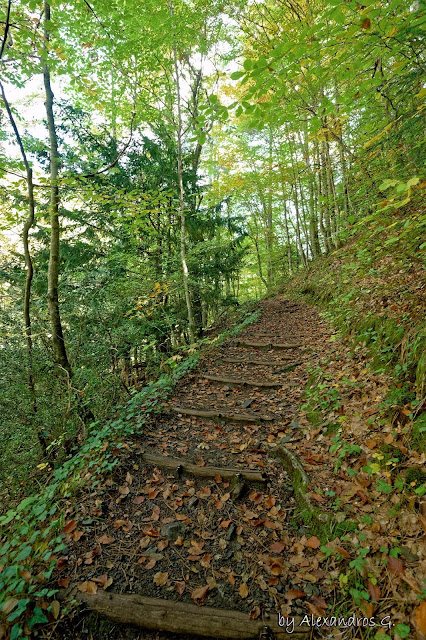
28, 607, 48, 628
394, 624, 410, 638
230, 71, 245, 80
10, 624, 23, 640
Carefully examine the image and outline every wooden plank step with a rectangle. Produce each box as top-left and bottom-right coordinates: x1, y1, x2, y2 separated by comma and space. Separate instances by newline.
221, 357, 292, 365
204, 374, 280, 388
65, 591, 309, 639
237, 340, 302, 349
140, 452, 266, 482
171, 406, 274, 424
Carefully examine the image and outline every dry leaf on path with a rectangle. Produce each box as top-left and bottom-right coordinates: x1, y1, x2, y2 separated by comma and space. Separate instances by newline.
191, 585, 210, 604
153, 571, 169, 586
78, 581, 97, 595
306, 536, 321, 549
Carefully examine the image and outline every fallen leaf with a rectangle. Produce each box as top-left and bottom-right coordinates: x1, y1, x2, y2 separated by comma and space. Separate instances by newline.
367, 581, 381, 602
238, 582, 249, 598
250, 606, 261, 620
285, 589, 306, 600
78, 581, 97, 595
58, 577, 70, 588
19, 570, 31, 581
415, 601, 426, 637
73, 530, 84, 542
145, 559, 157, 570
220, 520, 231, 528
269, 541, 285, 554
388, 555, 404, 576
113, 519, 133, 531
118, 485, 130, 496
191, 585, 210, 604
158, 540, 169, 551
311, 595, 328, 609
365, 439, 377, 450
306, 536, 321, 549
98, 534, 115, 545
270, 562, 283, 576
2, 598, 19, 615
175, 581, 185, 596
333, 546, 350, 559
153, 572, 169, 586
307, 602, 326, 616
201, 553, 212, 568
206, 576, 217, 589
264, 495, 276, 509
55, 557, 68, 571
383, 433, 394, 445
63, 520, 77, 534
50, 600, 60, 619
133, 496, 145, 505
249, 491, 263, 504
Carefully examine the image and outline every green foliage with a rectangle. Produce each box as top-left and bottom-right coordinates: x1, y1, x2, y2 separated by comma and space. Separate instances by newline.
0, 309, 259, 634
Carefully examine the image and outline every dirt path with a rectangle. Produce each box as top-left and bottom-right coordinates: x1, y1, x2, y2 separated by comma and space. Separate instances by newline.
58, 298, 335, 639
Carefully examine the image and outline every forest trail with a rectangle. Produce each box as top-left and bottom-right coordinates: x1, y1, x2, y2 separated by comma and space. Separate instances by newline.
60, 298, 336, 639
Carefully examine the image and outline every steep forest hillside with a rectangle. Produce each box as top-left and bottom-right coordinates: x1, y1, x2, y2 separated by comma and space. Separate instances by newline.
0, 0, 424, 639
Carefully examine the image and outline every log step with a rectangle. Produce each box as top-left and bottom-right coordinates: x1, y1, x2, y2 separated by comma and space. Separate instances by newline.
140, 452, 266, 482
204, 374, 280, 388
221, 357, 292, 365
65, 591, 309, 639
237, 341, 302, 349
171, 406, 274, 424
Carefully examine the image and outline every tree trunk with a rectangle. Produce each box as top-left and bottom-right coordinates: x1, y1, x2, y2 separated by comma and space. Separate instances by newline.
43, 1, 72, 376
302, 127, 321, 257
170, 3, 195, 343
317, 140, 332, 254
0, 81, 48, 457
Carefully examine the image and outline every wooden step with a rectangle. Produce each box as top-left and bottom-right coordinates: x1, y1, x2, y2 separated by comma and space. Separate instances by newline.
140, 452, 266, 482
221, 357, 292, 365
237, 340, 302, 349
204, 374, 280, 388
171, 406, 274, 424
65, 591, 308, 639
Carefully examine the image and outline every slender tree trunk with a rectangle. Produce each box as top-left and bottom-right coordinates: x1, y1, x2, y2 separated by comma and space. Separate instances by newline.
282, 199, 293, 275
319, 140, 333, 253
43, 2, 72, 376
287, 137, 307, 266
297, 178, 312, 259
266, 128, 274, 286
292, 184, 307, 267
170, 2, 195, 343
301, 128, 321, 257
0, 81, 48, 456
278, 172, 293, 274
325, 137, 340, 247
253, 232, 267, 288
